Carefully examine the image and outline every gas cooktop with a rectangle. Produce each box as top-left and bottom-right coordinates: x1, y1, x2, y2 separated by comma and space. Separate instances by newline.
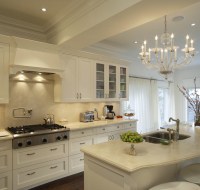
7, 124, 69, 149
7, 124, 69, 138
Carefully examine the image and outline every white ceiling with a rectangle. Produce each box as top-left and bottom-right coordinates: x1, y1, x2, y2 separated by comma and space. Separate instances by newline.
0, 0, 200, 79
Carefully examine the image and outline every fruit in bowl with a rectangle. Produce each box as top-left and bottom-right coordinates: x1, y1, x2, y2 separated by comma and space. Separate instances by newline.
120, 131, 143, 143
124, 113, 135, 117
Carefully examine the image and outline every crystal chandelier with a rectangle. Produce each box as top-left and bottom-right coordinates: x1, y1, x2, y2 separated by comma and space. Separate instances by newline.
139, 15, 195, 79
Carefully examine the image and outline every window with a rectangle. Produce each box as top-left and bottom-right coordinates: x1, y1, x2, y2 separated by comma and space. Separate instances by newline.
187, 88, 200, 123
158, 88, 169, 126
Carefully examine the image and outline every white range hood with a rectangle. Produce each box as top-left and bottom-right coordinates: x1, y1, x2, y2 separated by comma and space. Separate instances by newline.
10, 37, 64, 77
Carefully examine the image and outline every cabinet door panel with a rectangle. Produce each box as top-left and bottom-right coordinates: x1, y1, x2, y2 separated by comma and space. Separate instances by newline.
0, 43, 9, 103
78, 58, 93, 100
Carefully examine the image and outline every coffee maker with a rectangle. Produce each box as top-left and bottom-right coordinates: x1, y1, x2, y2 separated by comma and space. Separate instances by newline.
103, 105, 115, 119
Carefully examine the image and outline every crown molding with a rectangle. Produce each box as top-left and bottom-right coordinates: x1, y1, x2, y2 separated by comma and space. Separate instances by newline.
45, 0, 105, 41
0, 15, 46, 42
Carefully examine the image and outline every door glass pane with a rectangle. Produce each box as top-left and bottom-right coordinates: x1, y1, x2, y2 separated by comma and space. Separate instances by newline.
96, 63, 105, 98
109, 65, 116, 98
120, 67, 126, 98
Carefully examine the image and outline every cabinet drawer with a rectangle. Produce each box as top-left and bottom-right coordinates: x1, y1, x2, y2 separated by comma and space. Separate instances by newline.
13, 141, 68, 169
13, 157, 68, 190
0, 171, 12, 190
124, 122, 137, 130
69, 154, 84, 174
69, 137, 92, 155
0, 140, 12, 151
96, 126, 111, 134
70, 128, 93, 138
109, 124, 124, 132
0, 150, 12, 173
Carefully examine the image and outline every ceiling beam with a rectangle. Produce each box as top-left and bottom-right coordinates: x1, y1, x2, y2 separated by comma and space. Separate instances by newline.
57, 0, 200, 50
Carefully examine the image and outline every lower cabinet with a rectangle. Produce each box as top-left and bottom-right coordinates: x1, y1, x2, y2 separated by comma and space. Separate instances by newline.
12, 141, 69, 190
13, 157, 68, 190
69, 154, 84, 174
0, 171, 12, 190
0, 140, 12, 190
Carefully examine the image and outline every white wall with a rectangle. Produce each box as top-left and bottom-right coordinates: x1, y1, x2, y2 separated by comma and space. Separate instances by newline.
0, 80, 120, 129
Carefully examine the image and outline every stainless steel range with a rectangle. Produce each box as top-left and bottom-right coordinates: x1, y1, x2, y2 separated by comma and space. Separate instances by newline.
7, 124, 69, 149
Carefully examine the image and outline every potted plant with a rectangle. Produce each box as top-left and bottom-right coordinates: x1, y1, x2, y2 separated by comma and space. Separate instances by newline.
178, 77, 200, 126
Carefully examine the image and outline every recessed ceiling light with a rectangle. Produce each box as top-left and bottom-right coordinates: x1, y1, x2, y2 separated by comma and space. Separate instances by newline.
172, 16, 184, 22
191, 23, 196, 26
41, 8, 47, 12
134, 41, 138, 44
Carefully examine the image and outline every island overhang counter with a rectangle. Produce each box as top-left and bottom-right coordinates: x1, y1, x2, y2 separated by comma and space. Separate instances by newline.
81, 125, 200, 190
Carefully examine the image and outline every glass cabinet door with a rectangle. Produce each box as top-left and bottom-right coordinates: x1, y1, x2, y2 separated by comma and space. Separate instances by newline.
120, 67, 127, 98
96, 63, 105, 98
109, 65, 116, 98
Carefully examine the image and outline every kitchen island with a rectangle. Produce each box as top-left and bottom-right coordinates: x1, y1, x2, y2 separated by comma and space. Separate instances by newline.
81, 125, 200, 190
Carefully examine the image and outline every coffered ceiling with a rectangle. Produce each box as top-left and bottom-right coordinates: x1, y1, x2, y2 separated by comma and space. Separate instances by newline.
0, 0, 200, 79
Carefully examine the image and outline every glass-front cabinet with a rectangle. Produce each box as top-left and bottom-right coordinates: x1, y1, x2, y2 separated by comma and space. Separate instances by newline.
108, 65, 117, 98
120, 67, 127, 98
95, 62, 128, 101
96, 63, 105, 99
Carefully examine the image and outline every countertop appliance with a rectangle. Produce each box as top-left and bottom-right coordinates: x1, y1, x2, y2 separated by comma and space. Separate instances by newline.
7, 124, 69, 149
105, 105, 115, 119
80, 111, 94, 122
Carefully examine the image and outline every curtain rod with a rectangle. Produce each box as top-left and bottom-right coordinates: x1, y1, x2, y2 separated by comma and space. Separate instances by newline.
129, 75, 165, 82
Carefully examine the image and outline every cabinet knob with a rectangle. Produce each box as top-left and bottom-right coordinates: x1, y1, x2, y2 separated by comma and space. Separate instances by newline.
56, 136, 61, 141
80, 93, 82, 99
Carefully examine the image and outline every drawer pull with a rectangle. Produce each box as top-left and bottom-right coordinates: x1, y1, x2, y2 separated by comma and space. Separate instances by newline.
81, 131, 84, 134
50, 148, 58, 151
117, 126, 120, 128
102, 128, 105, 130
50, 166, 58, 169
80, 142, 85, 145
80, 158, 84, 161
27, 153, 35, 156
27, 172, 35, 176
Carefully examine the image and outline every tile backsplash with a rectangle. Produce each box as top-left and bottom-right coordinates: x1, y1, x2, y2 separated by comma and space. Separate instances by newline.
0, 80, 120, 128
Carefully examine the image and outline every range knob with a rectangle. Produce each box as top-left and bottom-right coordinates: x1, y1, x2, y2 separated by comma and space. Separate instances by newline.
27, 140, 32, 146
56, 136, 61, 141
18, 142, 23, 147
42, 138, 48, 143
63, 135, 68, 139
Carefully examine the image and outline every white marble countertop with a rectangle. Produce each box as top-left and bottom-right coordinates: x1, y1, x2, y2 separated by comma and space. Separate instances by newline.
61, 118, 137, 131
81, 125, 200, 173
0, 129, 13, 141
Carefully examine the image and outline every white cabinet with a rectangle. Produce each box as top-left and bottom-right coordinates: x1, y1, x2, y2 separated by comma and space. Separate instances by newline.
68, 129, 93, 174
54, 55, 94, 102
0, 43, 9, 103
0, 140, 12, 190
69, 154, 84, 174
13, 141, 69, 190
94, 61, 128, 101
13, 157, 68, 190
119, 66, 129, 99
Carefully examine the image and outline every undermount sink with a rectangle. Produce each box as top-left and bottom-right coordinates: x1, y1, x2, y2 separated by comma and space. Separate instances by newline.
143, 131, 190, 144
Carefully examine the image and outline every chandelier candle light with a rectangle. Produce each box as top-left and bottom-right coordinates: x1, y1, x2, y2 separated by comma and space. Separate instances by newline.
139, 15, 195, 79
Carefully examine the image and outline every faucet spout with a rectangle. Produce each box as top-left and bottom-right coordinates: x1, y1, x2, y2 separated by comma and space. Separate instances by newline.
168, 117, 180, 134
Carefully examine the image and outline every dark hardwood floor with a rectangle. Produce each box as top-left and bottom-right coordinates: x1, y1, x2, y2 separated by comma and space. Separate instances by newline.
30, 172, 84, 190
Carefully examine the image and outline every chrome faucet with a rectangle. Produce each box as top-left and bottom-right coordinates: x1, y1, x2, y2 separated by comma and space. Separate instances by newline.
169, 117, 180, 141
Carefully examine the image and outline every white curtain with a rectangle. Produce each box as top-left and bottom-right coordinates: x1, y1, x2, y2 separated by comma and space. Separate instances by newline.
123, 78, 159, 133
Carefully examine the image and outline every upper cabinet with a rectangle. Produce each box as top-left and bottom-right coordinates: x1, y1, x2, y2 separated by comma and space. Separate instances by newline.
119, 66, 129, 99
0, 43, 9, 103
54, 55, 94, 102
95, 61, 128, 101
